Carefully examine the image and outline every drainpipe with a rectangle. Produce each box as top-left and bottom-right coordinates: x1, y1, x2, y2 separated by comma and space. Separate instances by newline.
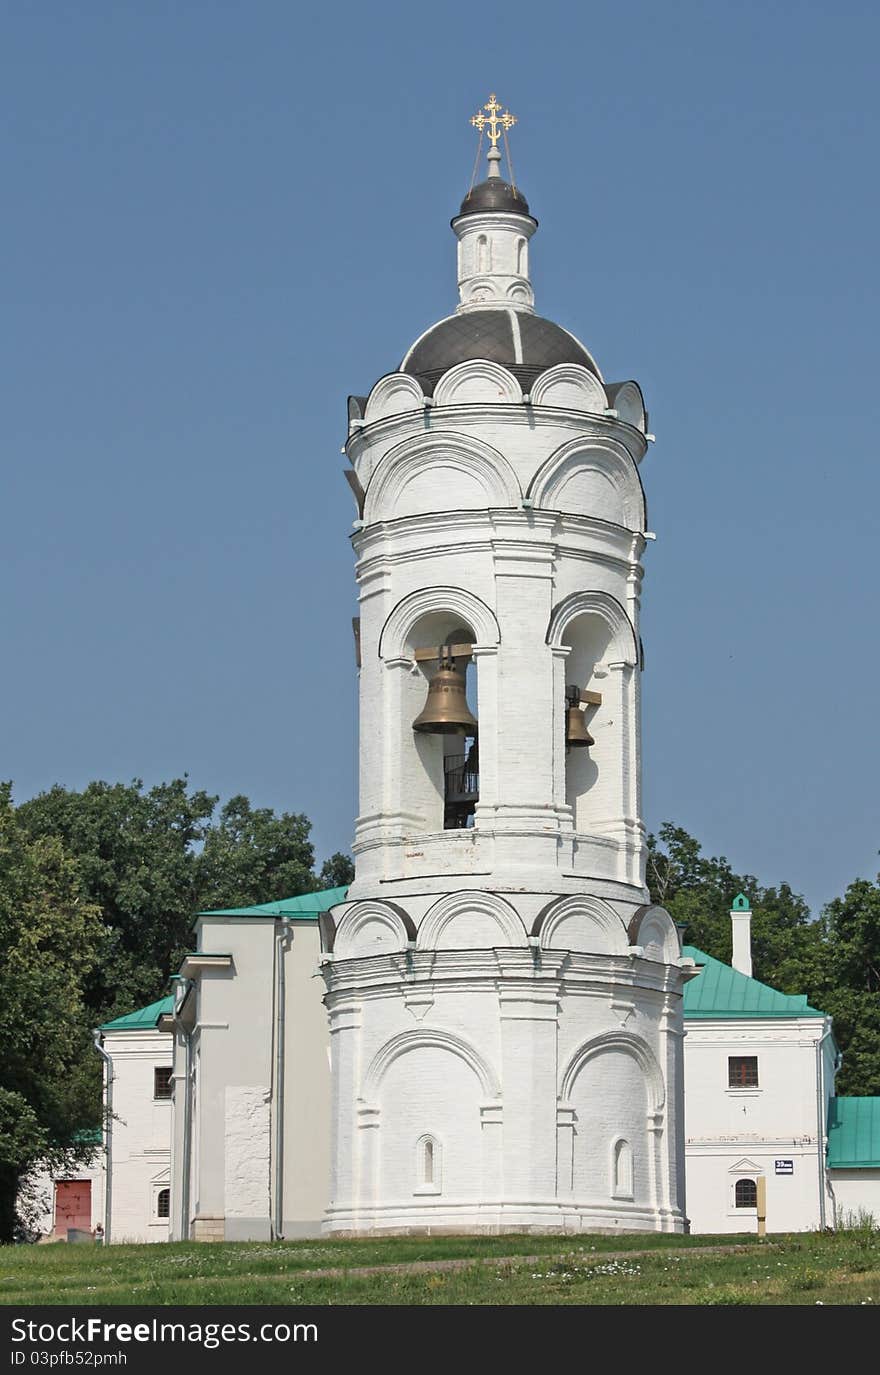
180, 1023, 193, 1241
175, 979, 195, 1242
92, 1030, 112, 1245
272, 922, 291, 1240
815, 1021, 834, 1230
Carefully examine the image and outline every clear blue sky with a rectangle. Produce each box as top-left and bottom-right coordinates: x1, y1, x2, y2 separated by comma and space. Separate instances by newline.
3, 1, 878, 916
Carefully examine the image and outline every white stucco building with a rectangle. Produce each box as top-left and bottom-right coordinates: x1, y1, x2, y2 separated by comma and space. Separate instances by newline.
95, 999, 174, 1244
681, 896, 838, 1234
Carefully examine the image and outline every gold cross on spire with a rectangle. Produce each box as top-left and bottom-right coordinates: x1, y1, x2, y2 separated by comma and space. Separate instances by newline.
470, 93, 517, 147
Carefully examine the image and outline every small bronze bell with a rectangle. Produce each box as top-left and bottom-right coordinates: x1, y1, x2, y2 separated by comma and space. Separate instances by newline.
413, 658, 478, 735
565, 685, 594, 749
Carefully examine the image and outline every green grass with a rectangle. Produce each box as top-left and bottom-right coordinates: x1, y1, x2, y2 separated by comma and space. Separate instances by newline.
1, 1228, 878, 1305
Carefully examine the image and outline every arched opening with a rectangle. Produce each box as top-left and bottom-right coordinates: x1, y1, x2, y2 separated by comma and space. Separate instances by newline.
403, 610, 479, 833
562, 611, 612, 832
516, 236, 527, 276
476, 234, 490, 274
156, 1187, 170, 1219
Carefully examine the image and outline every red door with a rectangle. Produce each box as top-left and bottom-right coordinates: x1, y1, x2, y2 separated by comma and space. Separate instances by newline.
54, 1180, 92, 1236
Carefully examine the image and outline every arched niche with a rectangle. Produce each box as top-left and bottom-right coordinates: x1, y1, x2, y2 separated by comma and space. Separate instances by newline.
531, 894, 628, 955
529, 364, 608, 414
627, 905, 680, 964
527, 437, 646, 529
332, 900, 416, 960
418, 890, 526, 951
559, 1033, 664, 1212
363, 431, 521, 524
361, 1029, 499, 1204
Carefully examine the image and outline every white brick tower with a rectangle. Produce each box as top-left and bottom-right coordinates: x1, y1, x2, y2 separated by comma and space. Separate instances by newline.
320, 98, 695, 1235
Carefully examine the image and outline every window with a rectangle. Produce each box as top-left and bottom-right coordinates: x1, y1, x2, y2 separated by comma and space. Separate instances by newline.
612, 1139, 633, 1200
728, 1056, 758, 1088
156, 1187, 170, 1219
424, 1139, 435, 1187
735, 1178, 757, 1208
153, 1067, 173, 1100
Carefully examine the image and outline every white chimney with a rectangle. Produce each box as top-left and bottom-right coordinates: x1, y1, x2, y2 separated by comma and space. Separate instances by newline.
730, 893, 752, 977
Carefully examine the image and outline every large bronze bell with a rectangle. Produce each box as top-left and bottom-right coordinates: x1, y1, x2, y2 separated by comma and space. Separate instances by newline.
565, 685, 594, 749
413, 658, 478, 735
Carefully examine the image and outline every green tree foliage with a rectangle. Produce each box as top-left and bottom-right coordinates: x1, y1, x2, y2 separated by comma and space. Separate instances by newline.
318, 851, 355, 889
0, 784, 104, 1240
17, 779, 217, 1018
197, 794, 319, 914
812, 879, 880, 1096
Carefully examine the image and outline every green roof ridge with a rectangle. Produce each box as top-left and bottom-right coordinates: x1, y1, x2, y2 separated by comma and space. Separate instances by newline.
100, 994, 174, 1032
682, 945, 825, 1019
198, 884, 349, 920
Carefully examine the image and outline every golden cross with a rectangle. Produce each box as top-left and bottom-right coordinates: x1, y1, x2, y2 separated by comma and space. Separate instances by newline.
470, 93, 517, 147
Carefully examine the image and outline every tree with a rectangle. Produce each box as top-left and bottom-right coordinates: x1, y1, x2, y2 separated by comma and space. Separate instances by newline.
0, 784, 103, 1242
17, 779, 216, 1019
196, 794, 318, 913
813, 877, 880, 1095
318, 851, 355, 889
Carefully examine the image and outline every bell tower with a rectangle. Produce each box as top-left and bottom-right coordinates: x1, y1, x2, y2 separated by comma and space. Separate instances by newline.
320, 99, 696, 1235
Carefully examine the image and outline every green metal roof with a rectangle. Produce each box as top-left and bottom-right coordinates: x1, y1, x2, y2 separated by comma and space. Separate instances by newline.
827, 1097, 880, 1169
682, 946, 825, 1020
198, 885, 349, 920
100, 994, 174, 1032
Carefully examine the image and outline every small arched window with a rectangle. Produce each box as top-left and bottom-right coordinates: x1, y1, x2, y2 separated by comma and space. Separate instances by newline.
735, 1178, 757, 1208
516, 236, 527, 276
612, 1138, 633, 1199
414, 1134, 441, 1194
156, 1187, 170, 1219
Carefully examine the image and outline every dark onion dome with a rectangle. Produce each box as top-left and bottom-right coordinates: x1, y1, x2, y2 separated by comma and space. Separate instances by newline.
455, 177, 534, 221
400, 309, 601, 392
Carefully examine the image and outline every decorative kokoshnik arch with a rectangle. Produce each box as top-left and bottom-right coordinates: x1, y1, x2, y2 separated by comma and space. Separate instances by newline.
361, 1026, 501, 1103
545, 589, 639, 667
559, 1030, 665, 1112
363, 430, 522, 525
378, 585, 501, 661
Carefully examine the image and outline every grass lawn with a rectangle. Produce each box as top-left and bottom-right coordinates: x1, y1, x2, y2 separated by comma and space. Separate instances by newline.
1, 1227, 878, 1305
